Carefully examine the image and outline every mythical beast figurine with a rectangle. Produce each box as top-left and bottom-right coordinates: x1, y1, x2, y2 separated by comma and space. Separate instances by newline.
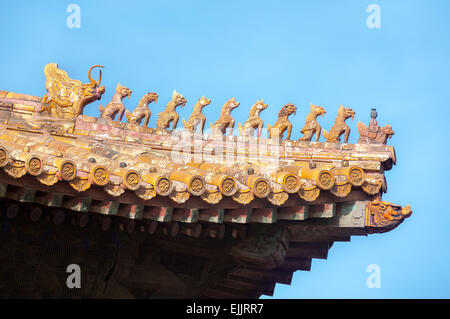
41, 63, 105, 120
99, 83, 132, 122
267, 103, 297, 140
156, 90, 186, 130
210, 98, 240, 135
323, 105, 355, 143
182, 96, 211, 133
238, 99, 268, 138
357, 108, 394, 144
125, 92, 158, 126
299, 103, 326, 142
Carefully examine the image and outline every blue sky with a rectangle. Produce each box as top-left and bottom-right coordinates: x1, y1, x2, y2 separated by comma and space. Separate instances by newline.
0, 0, 449, 298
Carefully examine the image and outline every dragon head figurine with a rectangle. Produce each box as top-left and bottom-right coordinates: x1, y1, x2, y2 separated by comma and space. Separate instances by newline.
366, 200, 412, 234
42, 63, 105, 119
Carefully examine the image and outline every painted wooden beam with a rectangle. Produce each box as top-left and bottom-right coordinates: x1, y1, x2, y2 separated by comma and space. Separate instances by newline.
118, 204, 143, 220
61, 197, 92, 213
251, 208, 277, 223
143, 206, 173, 222
172, 208, 199, 223
90, 200, 119, 215
224, 208, 252, 224
198, 208, 224, 224
5, 186, 35, 203
334, 201, 366, 228
277, 205, 309, 221
309, 203, 336, 218
34, 191, 63, 207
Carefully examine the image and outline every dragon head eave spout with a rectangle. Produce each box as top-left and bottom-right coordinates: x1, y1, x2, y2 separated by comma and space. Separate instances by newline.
365, 200, 412, 234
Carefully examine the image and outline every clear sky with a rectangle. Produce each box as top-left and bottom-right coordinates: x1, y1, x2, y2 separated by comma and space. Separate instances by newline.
0, 0, 449, 298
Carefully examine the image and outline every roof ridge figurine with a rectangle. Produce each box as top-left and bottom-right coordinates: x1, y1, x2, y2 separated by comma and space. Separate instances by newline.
99, 83, 132, 122
267, 103, 297, 140
238, 99, 268, 138
41, 63, 105, 119
36, 63, 398, 146
323, 104, 355, 143
156, 90, 186, 130
210, 97, 240, 136
182, 96, 211, 133
357, 108, 394, 144
299, 103, 326, 142
125, 92, 158, 127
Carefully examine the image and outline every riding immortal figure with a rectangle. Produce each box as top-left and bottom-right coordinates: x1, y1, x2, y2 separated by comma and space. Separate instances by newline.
125, 92, 158, 127
299, 103, 326, 142
357, 109, 394, 144
99, 83, 132, 122
238, 99, 268, 138
156, 90, 186, 130
182, 96, 211, 134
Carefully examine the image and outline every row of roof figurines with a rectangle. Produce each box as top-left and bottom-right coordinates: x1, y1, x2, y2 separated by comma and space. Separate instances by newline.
40, 63, 394, 144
